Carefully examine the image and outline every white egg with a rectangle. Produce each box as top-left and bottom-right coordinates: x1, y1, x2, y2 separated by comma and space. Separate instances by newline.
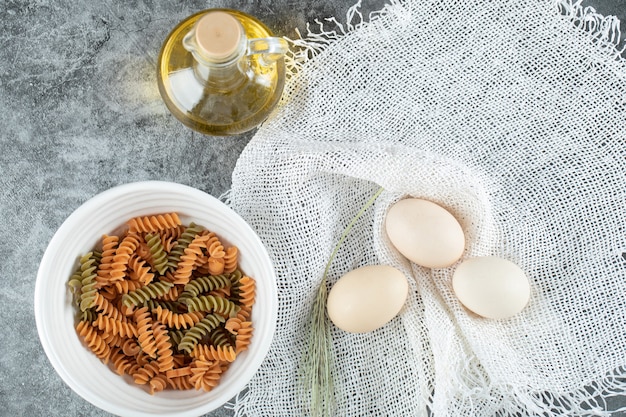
327, 265, 408, 333
385, 198, 465, 268
452, 256, 530, 319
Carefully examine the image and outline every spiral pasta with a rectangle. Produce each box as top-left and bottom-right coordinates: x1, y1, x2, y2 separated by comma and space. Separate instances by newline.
167, 375, 194, 390
144, 299, 179, 312
154, 306, 204, 329
134, 306, 158, 359
132, 360, 161, 385
207, 257, 225, 276
234, 321, 254, 354
113, 279, 143, 295
93, 292, 124, 321
227, 269, 244, 284
109, 233, 142, 282
152, 321, 174, 373
205, 233, 225, 258
167, 329, 185, 350
166, 366, 192, 379
127, 213, 181, 234
79, 252, 99, 312
76, 320, 111, 363
209, 327, 233, 348
189, 359, 224, 392
92, 313, 138, 338
68, 212, 257, 394
183, 294, 240, 317
145, 233, 168, 275
236, 276, 256, 309
173, 234, 210, 285
149, 374, 169, 395
101, 328, 124, 347
127, 254, 154, 286
208, 286, 231, 298
68, 268, 84, 308
165, 223, 205, 271
178, 314, 226, 354
121, 338, 141, 356
161, 234, 177, 253
223, 246, 238, 274
96, 234, 119, 287
121, 280, 175, 308
190, 344, 237, 362
110, 349, 133, 376
179, 274, 232, 300
157, 284, 182, 302
79, 308, 98, 323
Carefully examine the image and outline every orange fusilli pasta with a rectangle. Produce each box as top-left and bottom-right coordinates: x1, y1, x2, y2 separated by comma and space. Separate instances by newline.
92, 313, 138, 338
96, 234, 119, 287
127, 213, 182, 234
205, 233, 226, 258
108, 233, 142, 282
154, 306, 204, 329
134, 306, 158, 359
127, 254, 154, 285
223, 246, 238, 274
76, 320, 111, 363
189, 359, 224, 392
237, 276, 256, 309
173, 234, 209, 285
207, 257, 225, 276
152, 321, 174, 373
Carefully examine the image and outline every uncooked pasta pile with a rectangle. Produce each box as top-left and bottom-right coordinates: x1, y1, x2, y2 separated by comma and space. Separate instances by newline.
227, 0, 626, 415
69, 213, 256, 394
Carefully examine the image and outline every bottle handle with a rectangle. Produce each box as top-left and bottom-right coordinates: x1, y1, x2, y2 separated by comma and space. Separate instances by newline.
247, 37, 289, 66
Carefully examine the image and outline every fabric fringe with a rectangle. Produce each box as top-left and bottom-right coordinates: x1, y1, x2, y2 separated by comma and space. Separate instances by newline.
554, 0, 625, 60
283, 0, 404, 78
218, 188, 231, 205
283, 0, 625, 79
454, 360, 626, 416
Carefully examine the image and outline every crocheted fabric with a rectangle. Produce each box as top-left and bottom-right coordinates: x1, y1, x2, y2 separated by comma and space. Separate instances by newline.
227, 0, 626, 415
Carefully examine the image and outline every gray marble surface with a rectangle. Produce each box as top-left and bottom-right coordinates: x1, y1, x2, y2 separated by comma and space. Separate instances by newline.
1, 0, 624, 416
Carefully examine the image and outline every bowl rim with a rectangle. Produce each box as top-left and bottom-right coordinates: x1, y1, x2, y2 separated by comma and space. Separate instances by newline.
34, 180, 278, 416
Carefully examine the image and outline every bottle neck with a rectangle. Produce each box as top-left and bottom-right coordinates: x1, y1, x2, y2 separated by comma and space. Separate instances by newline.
192, 55, 250, 91
182, 11, 250, 90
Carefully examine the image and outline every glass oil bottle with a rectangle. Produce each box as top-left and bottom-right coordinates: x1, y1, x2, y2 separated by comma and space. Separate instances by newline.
157, 9, 288, 136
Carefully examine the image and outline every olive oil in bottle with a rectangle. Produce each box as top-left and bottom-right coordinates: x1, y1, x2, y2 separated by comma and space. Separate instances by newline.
157, 9, 288, 136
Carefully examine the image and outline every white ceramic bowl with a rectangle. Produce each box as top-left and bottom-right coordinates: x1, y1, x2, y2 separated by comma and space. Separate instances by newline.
35, 181, 278, 417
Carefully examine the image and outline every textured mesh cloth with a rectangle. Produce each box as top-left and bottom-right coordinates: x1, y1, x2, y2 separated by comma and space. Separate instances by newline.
226, 0, 626, 415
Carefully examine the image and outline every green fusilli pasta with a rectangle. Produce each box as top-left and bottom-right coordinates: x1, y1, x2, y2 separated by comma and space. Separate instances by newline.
79, 252, 100, 312
226, 269, 246, 299
144, 299, 181, 313
209, 327, 233, 348
122, 280, 174, 308
165, 223, 204, 271
178, 314, 225, 353
68, 268, 83, 308
183, 294, 240, 317
227, 269, 244, 284
168, 329, 185, 350
145, 233, 168, 275
79, 308, 97, 323
179, 274, 232, 300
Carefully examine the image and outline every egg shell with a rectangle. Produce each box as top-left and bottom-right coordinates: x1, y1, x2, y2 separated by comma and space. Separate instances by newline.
452, 256, 530, 319
385, 198, 465, 268
327, 265, 408, 333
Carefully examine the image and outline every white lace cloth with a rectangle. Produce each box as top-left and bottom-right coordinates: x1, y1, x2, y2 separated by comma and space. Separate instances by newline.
226, 0, 626, 415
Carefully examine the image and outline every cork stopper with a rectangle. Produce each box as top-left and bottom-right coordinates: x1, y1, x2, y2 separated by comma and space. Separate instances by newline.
194, 11, 243, 61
